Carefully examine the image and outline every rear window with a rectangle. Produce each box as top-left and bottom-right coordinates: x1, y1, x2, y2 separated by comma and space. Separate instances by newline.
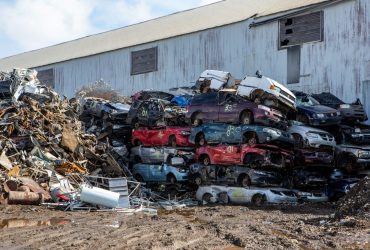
191, 93, 218, 105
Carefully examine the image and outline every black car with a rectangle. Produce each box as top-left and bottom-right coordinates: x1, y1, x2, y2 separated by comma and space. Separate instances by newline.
335, 144, 370, 172
334, 124, 370, 145
311, 92, 367, 123
188, 163, 283, 187
0, 80, 12, 99
292, 91, 341, 127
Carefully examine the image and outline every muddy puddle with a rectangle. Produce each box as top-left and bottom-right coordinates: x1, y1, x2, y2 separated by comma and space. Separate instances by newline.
0, 217, 72, 229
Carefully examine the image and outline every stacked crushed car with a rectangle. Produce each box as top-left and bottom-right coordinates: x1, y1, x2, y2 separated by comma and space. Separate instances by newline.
1, 68, 369, 209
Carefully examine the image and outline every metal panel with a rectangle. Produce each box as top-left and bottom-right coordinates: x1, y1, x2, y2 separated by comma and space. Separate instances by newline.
279, 12, 323, 48
131, 47, 158, 75
37, 68, 54, 88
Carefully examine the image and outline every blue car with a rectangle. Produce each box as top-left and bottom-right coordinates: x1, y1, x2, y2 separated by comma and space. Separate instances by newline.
132, 161, 189, 184
189, 123, 293, 148
293, 91, 341, 126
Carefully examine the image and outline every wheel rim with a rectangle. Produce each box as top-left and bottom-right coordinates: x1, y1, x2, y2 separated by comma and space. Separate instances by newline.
241, 177, 250, 187
199, 136, 205, 146
203, 157, 210, 165
248, 137, 256, 146
203, 193, 212, 203
193, 119, 199, 126
195, 176, 202, 185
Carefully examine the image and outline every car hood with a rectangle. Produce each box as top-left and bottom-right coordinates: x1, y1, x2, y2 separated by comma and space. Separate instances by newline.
297, 104, 338, 114
268, 77, 296, 100
288, 124, 330, 134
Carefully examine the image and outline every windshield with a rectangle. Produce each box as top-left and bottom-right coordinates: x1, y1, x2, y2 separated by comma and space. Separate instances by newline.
296, 96, 320, 106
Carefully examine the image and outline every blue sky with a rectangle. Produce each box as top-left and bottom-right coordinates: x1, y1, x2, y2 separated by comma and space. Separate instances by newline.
0, 0, 220, 58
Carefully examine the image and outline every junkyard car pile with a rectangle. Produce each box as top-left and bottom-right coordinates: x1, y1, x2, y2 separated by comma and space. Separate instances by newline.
1, 68, 369, 210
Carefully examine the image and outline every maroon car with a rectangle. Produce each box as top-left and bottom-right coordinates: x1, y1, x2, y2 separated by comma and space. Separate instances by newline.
185, 92, 284, 127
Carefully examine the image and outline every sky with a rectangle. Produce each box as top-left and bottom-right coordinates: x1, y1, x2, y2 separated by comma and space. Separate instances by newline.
0, 0, 220, 59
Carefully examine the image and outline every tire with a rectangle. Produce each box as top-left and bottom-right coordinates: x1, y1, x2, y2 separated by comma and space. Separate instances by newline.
195, 133, 206, 147
132, 118, 140, 129
167, 174, 176, 184
168, 135, 177, 147
134, 174, 144, 182
243, 132, 258, 146
191, 114, 202, 127
134, 139, 142, 146
240, 111, 252, 125
252, 194, 266, 206
238, 174, 251, 187
201, 155, 211, 166
218, 192, 229, 204
202, 193, 213, 203
194, 174, 203, 186
292, 133, 304, 149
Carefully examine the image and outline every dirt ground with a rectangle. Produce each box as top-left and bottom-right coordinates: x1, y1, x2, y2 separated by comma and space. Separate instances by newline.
0, 204, 368, 250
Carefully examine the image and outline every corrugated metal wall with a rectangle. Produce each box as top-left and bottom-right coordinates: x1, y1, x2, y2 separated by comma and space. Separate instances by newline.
36, 0, 369, 114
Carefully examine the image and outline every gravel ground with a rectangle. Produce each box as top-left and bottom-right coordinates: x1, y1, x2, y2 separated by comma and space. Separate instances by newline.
0, 203, 369, 250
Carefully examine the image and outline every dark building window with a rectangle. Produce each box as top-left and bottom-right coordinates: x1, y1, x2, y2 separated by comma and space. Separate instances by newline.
279, 12, 323, 48
131, 47, 158, 75
287, 46, 301, 84
37, 68, 54, 88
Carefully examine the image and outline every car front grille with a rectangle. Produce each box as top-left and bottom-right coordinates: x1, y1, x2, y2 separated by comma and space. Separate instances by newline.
280, 90, 295, 102
316, 132, 334, 141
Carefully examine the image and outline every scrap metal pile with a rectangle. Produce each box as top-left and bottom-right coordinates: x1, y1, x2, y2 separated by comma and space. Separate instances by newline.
1, 68, 369, 212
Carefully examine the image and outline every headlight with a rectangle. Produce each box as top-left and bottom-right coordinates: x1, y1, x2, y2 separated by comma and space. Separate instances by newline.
340, 104, 350, 109
263, 128, 281, 136
258, 105, 271, 112
181, 131, 191, 136
315, 113, 325, 118
336, 111, 341, 116
306, 132, 319, 139
358, 150, 370, 158
177, 168, 187, 173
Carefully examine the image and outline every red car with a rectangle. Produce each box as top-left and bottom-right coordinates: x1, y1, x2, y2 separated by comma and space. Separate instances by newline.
196, 144, 293, 169
132, 127, 192, 147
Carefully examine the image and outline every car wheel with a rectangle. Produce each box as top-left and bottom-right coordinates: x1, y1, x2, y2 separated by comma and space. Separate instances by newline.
194, 174, 203, 186
218, 192, 229, 204
168, 135, 177, 147
192, 117, 202, 127
297, 114, 309, 125
167, 174, 176, 184
202, 193, 213, 204
196, 133, 206, 147
292, 133, 304, 149
240, 111, 252, 125
202, 155, 211, 166
252, 194, 266, 206
134, 174, 144, 182
243, 132, 258, 146
238, 174, 251, 187
134, 140, 142, 146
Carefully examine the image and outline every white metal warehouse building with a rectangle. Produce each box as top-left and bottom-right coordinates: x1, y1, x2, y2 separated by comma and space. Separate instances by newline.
0, 0, 369, 111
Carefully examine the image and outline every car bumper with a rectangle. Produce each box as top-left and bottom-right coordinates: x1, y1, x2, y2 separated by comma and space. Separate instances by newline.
269, 196, 297, 204
354, 158, 370, 169
306, 137, 336, 148
309, 117, 341, 126
347, 134, 370, 145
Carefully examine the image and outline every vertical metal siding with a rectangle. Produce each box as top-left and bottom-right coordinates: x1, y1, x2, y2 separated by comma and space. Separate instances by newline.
35, 0, 369, 117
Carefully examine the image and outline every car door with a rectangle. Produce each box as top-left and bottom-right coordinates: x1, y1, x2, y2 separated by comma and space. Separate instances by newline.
213, 145, 241, 164
201, 93, 219, 122
218, 93, 240, 122
149, 164, 165, 181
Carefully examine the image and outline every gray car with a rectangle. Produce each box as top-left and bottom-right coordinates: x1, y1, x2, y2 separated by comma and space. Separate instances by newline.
130, 146, 194, 164
287, 120, 336, 149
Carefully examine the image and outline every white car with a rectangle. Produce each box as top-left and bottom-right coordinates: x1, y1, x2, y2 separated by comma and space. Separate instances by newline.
295, 190, 329, 203
196, 185, 298, 206
197, 70, 236, 90
237, 73, 296, 111
287, 120, 336, 149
